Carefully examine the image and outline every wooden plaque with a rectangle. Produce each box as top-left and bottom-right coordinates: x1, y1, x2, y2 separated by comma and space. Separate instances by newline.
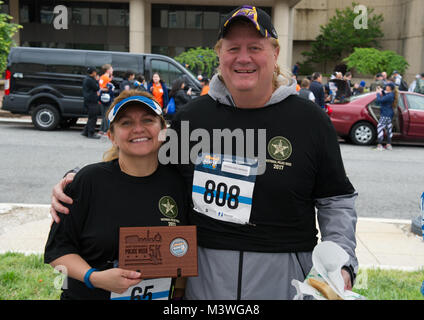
119, 226, 198, 279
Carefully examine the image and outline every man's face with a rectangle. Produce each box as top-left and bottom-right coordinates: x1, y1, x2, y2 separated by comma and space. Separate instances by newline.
218, 22, 279, 98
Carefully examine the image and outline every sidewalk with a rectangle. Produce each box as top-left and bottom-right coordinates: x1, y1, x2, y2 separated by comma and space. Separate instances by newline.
0, 203, 423, 271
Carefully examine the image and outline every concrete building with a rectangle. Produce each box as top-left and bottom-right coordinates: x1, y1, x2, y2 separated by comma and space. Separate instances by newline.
2, 0, 424, 81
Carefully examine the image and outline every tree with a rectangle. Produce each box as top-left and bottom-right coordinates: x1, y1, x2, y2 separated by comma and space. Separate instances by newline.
343, 47, 409, 76
174, 47, 218, 79
302, 2, 384, 68
0, 1, 22, 74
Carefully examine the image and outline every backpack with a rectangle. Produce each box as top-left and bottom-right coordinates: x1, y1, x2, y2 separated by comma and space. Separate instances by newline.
166, 97, 176, 114
399, 78, 408, 91
414, 78, 424, 94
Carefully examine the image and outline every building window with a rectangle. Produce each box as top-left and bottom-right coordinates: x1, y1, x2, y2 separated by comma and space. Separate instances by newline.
186, 11, 202, 29
108, 8, 128, 27
169, 11, 185, 28
20, 5, 30, 23
160, 10, 168, 28
72, 7, 90, 25
40, 6, 54, 24
91, 8, 107, 26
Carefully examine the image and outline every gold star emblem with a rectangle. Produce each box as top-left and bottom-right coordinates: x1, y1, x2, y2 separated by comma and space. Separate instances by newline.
271, 140, 289, 157
158, 196, 178, 218
267, 136, 292, 161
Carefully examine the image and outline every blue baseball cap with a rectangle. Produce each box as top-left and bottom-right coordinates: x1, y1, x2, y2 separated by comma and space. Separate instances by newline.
108, 95, 163, 125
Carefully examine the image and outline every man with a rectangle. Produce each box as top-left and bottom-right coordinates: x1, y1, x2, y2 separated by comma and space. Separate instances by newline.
298, 78, 316, 102
370, 73, 385, 91
414, 73, 424, 94
119, 71, 136, 93
309, 72, 325, 108
50, 5, 358, 300
81, 67, 101, 139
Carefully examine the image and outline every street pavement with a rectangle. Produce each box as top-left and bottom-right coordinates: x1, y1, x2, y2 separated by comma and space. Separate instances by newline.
0, 110, 423, 272
0, 203, 423, 271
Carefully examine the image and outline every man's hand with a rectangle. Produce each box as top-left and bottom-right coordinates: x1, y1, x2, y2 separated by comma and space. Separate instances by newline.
341, 268, 352, 291
50, 173, 75, 223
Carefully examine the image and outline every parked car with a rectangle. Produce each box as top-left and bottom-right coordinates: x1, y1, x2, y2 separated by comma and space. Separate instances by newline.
2, 47, 202, 130
327, 91, 424, 145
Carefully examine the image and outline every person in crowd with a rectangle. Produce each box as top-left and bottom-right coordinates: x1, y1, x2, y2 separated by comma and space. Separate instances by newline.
200, 77, 210, 96
370, 73, 385, 91
49, 5, 358, 300
414, 73, 424, 94
81, 67, 101, 139
408, 74, 421, 92
309, 72, 326, 109
375, 83, 398, 151
343, 72, 353, 97
352, 82, 365, 96
292, 62, 300, 77
147, 72, 169, 109
298, 78, 316, 103
381, 71, 389, 85
44, 90, 189, 300
119, 71, 136, 93
98, 64, 114, 134
133, 74, 147, 92
293, 74, 300, 91
166, 78, 192, 121
392, 71, 402, 87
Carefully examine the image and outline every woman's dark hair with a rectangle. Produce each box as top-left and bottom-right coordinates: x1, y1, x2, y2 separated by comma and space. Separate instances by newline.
169, 78, 185, 98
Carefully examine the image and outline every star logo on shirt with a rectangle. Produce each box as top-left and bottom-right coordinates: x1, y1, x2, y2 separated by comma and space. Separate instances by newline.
267, 136, 292, 161
159, 196, 178, 219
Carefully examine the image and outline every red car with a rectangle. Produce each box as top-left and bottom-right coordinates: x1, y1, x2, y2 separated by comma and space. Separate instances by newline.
327, 91, 424, 145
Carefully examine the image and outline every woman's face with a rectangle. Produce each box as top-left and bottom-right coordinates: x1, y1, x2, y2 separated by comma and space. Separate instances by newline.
153, 74, 160, 84
108, 104, 163, 159
217, 22, 279, 99
385, 85, 392, 92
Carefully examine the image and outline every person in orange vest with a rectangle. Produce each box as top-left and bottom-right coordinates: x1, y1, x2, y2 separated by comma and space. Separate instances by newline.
147, 72, 169, 109
98, 64, 114, 134
200, 77, 210, 96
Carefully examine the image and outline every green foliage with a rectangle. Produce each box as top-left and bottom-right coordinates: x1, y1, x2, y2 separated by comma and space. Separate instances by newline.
353, 268, 424, 300
0, 252, 61, 300
175, 47, 218, 79
343, 47, 409, 76
0, 1, 22, 74
302, 2, 384, 66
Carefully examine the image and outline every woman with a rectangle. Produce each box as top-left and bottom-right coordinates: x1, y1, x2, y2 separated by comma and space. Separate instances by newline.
44, 90, 189, 300
166, 78, 192, 121
375, 82, 398, 150
147, 72, 169, 109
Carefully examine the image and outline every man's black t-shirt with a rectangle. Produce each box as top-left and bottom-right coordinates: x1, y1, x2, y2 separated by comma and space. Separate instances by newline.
171, 94, 355, 253
44, 159, 189, 300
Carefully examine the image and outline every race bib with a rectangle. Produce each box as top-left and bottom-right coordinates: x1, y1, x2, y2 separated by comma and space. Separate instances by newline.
110, 277, 172, 300
192, 153, 258, 225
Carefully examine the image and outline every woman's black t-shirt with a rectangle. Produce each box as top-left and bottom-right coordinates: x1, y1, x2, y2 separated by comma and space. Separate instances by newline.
44, 159, 189, 300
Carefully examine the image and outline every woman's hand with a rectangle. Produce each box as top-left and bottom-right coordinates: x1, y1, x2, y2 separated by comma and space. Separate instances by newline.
50, 173, 75, 223
90, 268, 142, 294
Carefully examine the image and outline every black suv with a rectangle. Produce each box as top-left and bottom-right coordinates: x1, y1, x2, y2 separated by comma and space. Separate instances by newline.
2, 47, 201, 130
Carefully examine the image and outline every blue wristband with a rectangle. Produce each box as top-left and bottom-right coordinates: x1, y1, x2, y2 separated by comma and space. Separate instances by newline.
84, 268, 98, 289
